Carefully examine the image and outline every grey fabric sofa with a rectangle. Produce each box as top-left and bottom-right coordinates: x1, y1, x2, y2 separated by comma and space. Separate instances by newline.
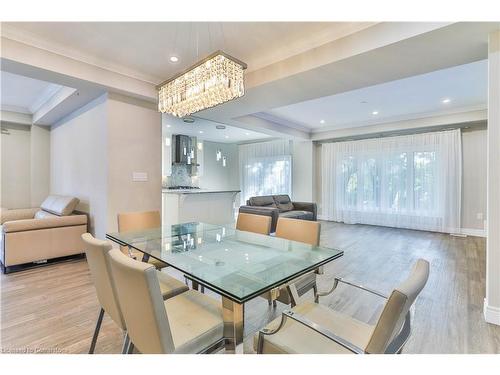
239, 195, 317, 233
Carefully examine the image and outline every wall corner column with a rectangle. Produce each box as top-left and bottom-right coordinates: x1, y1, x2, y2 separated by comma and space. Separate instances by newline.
485, 28, 500, 325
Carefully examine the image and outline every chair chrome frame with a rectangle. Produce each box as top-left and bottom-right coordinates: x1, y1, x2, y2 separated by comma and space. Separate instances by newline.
257, 277, 412, 354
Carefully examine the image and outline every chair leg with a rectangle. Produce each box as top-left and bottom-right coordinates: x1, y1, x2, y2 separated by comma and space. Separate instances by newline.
201, 285, 205, 294
127, 341, 135, 354
272, 300, 277, 308
121, 333, 130, 354
89, 308, 105, 354
313, 283, 319, 303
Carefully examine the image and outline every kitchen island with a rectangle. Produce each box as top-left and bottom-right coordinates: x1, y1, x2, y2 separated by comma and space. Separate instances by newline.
162, 189, 241, 226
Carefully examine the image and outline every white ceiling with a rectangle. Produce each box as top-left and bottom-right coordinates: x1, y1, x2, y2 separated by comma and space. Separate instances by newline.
2, 22, 375, 83
263, 59, 488, 132
162, 114, 271, 143
1, 71, 62, 114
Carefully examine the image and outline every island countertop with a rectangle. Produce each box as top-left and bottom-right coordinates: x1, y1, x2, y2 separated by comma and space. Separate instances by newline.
162, 188, 241, 195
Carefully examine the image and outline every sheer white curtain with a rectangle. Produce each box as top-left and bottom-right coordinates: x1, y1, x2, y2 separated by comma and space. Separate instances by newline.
321, 129, 462, 233
239, 140, 292, 204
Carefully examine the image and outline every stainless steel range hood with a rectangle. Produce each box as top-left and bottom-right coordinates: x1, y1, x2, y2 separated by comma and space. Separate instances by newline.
172, 134, 199, 169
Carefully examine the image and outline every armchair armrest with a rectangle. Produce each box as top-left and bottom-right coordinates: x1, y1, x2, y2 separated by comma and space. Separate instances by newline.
292, 201, 317, 220
239, 205, 279, 216
1, 208, 39, 224
3, 214, 88, 233
257, 310, 365, 354
316, 277, 388, 303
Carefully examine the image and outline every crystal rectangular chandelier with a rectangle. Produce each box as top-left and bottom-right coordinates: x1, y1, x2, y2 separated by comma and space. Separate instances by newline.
158, 51, 247, 118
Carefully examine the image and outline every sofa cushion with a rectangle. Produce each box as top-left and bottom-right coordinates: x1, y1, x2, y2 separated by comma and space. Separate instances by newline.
34, 210, 58, 219
273, 195, 294, 212
248, 195, 276, 208
279, 210, 314, 221
40, 195, 79, 216
1, 208, 39, 224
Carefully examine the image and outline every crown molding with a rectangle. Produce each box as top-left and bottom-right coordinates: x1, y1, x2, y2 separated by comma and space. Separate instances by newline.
1, 24, 162, 85
252, 111, 311, 133
28, 83, 63, 113
0, 109, 32, 125
311, 104, 488, 134
1, 104, 31, 114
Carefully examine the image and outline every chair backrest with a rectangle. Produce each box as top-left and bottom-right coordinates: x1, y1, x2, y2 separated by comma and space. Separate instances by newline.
365, 259, 430, 353
236, 213, 272, 235
117, 210, 161, 232
107, 248, 175, 354
81, 233, 125, 330
117, 210, 161, 253
275, 217, 321, 246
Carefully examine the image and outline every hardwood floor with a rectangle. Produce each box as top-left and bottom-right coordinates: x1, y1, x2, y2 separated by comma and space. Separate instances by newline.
1, 221, 499, 354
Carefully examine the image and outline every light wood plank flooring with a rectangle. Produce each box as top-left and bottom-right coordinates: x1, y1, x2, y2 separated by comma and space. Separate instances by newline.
1, 222, 499, 354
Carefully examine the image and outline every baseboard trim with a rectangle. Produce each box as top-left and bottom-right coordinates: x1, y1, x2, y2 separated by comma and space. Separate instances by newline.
484, 299, 500, 325
460, 228, 487, 238
316, 217, 487, 237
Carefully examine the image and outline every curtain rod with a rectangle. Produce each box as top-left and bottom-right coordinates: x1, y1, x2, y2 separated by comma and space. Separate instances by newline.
315, 121, 486, 144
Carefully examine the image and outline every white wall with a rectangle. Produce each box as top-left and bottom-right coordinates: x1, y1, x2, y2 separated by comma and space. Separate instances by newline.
51, 95, 108, 237
292, 140, 314, 202
485, 29, 500, 325
30, 124, 51, 207
1, 123, 31, 208
50, 93, 162, 238
461, 129, 487, 231
106, 95, 162, 233
314, 127, 488, 234
198, 141, 239, 190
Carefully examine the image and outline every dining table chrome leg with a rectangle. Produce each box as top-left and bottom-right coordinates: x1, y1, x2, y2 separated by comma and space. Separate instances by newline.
121, 333, 130, 354
192, 280, 199, 291
222, 296, 244, 354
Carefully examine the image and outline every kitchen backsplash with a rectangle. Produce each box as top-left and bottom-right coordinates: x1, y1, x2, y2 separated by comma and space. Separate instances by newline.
165, 164, 195, 187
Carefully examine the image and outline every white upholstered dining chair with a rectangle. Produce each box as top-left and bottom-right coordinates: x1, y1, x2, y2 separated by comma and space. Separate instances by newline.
117, 210, 166, 270
82, 233, 188, 353
107, 248, 225, 354
255, 259, 429, 354
261, 217, 322, 307
236, 212, 272, 235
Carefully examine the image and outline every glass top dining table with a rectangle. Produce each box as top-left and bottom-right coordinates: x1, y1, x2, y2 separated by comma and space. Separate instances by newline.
106, 221, 343, 352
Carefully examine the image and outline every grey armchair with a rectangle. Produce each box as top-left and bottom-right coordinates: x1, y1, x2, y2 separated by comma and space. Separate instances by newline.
239, 195, 317, 232
254, 259, 429, 354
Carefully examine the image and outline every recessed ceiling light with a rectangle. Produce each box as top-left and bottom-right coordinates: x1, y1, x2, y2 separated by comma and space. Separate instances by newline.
372, 111, 379, 115
225, 135, 229, 139
199, 130, 204, 134
169, 55, 179, 63
216, 125, 226, 130
442, 98, 451, 104
319, 119, 325, 124
166, 124, 171, 128
245, 132, 250, 136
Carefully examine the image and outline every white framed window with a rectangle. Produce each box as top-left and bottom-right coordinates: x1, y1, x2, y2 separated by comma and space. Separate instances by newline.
239, 140, 293, 204
321, 130, 462, 233
241, 155, 292, 203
